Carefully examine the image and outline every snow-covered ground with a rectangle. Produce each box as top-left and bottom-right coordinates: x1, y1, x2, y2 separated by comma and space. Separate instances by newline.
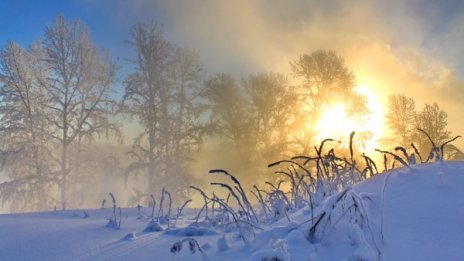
1, 161, 464, 261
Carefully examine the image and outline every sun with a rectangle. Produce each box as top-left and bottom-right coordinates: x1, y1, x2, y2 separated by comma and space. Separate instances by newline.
314, 103, 357, 138
313, 86, 385, 153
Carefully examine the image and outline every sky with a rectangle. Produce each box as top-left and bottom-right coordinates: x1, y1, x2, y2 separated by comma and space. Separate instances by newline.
0, 0, 463, 144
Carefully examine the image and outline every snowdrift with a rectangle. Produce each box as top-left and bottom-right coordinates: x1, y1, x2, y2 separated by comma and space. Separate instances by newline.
1, 161, 464, 261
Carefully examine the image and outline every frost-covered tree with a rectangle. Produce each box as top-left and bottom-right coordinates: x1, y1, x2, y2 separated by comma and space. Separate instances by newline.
0, 16, 118, 212
42, 15, 117, 210
202, 73, 298, 185
0, 42, 54, 211
386, 94, 416, 147
166, 47, 211, 196
386, 94, 452, 158
414, 102, 451, 154
291, 50, 367, 153
243, 72, 298, 165
203, 73, 251, 153
202, 73, 259, 185
123, 22, 173, 200
123, 22, 208, 202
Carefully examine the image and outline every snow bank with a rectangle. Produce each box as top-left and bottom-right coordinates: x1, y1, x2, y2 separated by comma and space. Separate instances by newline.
1, 162, 464, 260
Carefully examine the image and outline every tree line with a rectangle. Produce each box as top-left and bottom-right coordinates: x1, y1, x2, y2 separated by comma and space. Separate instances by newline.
0, 15, 456, 212
385, 95, 460, 160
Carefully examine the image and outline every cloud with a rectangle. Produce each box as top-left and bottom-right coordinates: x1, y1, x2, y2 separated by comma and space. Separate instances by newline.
91, 0, 464, 136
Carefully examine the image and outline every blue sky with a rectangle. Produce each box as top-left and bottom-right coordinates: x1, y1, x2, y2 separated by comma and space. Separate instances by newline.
0, 0, 163, 83
1, 0, 463, 77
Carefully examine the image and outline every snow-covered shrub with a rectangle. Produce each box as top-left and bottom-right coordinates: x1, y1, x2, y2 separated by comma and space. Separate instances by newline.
217, 235, 228, 252
190, 185, 210, 224
170, 238, 211, 261
156, 187, 165, 222
268, 190, 290, 222
167, 130, 463, 260
249, 247, 289, 261
303, 187, 381, 260
173, 199, 192, 228
106, 192, 122, 229
123, 232, 137, 241
347, 224, 377, 261
210, 169, 258, 223
149, 194, 156, 222
164, 223, 220, 237
163, 188, 172, 229
143, 220, 163, 232
136, 204, 143, 219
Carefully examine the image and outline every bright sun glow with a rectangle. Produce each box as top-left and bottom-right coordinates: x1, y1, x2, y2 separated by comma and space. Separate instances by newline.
313, 86, 385, 153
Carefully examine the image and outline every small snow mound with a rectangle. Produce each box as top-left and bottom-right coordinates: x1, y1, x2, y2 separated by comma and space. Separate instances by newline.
123, 232, 137, 241
285, 229, 306, 245
164, 223, 220, 236
106, 218, 119, 229
143, 220, 163, 232
249, 249, 287, 261
347, 224, 376, 261
158, 215, 168, 224
217, 235, 228, 252
256, 222, 298, 244
201, 242, 212, 250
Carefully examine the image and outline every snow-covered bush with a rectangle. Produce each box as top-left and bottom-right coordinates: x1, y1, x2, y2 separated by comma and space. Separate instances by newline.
168, 130, 461, 260
217, 235, 228, 252
106, 192, 122, 229
170, 238, 211, 261
143, 220, 163, 232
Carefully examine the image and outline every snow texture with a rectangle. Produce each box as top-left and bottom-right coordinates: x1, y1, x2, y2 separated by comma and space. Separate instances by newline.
1, 162, 464, 260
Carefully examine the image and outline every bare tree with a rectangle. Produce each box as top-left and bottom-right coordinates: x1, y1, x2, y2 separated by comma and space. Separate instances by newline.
123, 22, 208, 202
202, 72, 299, 185
0, 42, 54, 211
166, 47, 211, 199
203, 73, 253, 162
243, 72, 298, 166
385, 94, 453, 158
386, 94, 416, 147
414, 102, 451, 155
291, 50, 367, 153
0, 15, 118, 212
123, 22, 174, 200
42, 15, 118, 210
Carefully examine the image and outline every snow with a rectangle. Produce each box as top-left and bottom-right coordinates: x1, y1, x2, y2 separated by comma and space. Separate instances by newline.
1, 161, 464, 260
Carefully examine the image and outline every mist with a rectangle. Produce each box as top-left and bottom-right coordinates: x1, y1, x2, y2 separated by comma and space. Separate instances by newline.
111, 0, 464, 142
0, 0, 463, 213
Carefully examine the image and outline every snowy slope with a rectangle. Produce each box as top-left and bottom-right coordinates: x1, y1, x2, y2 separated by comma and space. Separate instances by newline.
1, 161, 464, 261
